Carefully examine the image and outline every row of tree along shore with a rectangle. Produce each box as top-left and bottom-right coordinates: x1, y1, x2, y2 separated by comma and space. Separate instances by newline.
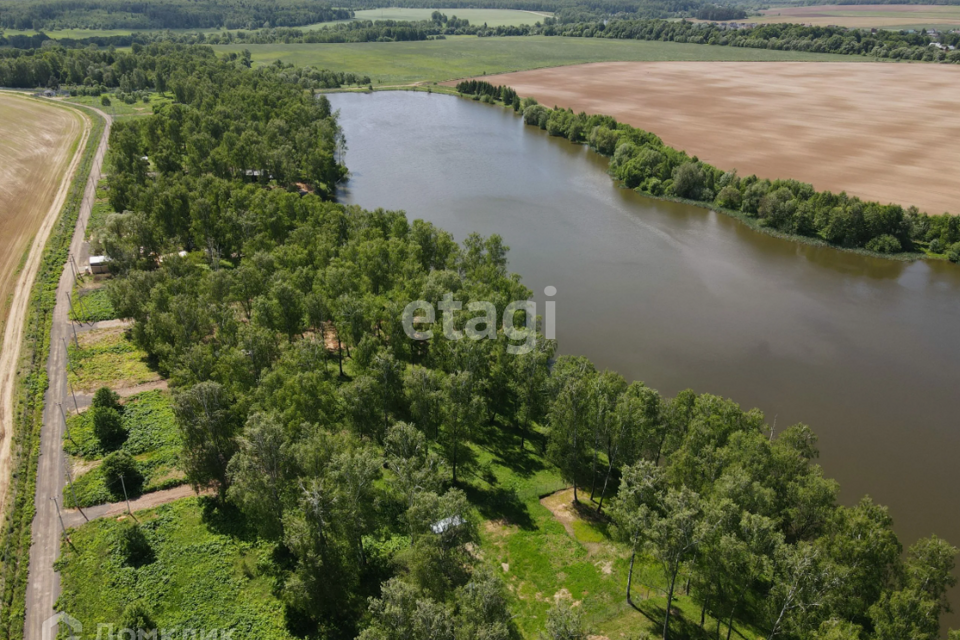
457, 79, 960, 260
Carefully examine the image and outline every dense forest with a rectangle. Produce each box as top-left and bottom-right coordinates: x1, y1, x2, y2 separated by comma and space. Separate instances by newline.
0, 0, 352, 31
452, 80, 960, 257
23, 44, 952, 640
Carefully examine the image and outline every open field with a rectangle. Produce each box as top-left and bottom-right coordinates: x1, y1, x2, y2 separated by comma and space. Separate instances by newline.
0, 94, 83, 333
755, 4, 960, 29
471, 61, 960, 215
213, 36, 862, 85
0, 94, 85, 516
346, 8, 551, 26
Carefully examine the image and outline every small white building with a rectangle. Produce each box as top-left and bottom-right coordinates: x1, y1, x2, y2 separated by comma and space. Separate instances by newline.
89, 255, 111, 274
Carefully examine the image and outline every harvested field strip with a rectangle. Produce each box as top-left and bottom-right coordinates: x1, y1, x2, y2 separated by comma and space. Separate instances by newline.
477, 61, 960, 215
0, 102, 103, 640
0, 93, 83, 334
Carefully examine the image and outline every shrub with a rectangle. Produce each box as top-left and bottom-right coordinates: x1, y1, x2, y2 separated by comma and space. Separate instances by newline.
121, 601, 156, 631
92, 406, 125, 449
948, 242, 960, 263
929, 238, 942, 254
671, 162, 707, 200
716, 185, 742, 210
100, 95, 111, 106
92, 386, 121, 412
118, 525, 155, 568
100, 451, 142, 499
865, 234, 902, 254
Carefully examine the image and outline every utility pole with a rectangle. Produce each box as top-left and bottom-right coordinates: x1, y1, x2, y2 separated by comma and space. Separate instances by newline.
62, 337, 75, 374
57, 402, 75, 444
63, 459, 88, 522
51, 497, 75, 550
68, 378, 80, 413
119, 474, 136, 521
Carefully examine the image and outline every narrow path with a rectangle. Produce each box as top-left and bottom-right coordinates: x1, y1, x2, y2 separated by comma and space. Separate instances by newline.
0, 97, 88, 519
23, 104, 111, 640
62, 484, 202, 529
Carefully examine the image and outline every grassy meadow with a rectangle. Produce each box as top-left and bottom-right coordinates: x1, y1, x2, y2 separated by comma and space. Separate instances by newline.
213, 35, 862, 85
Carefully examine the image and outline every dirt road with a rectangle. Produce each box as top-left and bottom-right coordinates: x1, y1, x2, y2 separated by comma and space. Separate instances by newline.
465, 61, 960, 215
21, 104, 111, 640
0, 95, 87, 521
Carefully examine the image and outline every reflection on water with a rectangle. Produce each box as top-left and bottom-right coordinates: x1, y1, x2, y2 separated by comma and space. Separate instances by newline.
330, 91, 960, 623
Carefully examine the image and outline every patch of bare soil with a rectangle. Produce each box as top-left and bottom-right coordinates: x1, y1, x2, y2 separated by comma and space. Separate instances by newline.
465, 62, 960, 215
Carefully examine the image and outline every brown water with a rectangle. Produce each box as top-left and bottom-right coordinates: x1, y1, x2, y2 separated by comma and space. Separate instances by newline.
330, 91, 960, 620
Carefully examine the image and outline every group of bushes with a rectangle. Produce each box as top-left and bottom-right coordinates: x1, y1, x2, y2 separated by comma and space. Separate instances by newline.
510, 96, 959, 256
455, 80, 519, 108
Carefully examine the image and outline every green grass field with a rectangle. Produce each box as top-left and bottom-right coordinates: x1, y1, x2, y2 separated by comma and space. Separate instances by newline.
345, 8, 551, 27
64, 390, 184, 507
213, 35, 863, 85
67, 327, 161, 393
64, 93, 173, 119
56, 498, 294, 637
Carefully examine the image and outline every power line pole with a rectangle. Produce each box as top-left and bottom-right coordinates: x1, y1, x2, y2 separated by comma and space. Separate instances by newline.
63, 459, 88, 522
68, 378, 80, 414
57, 402, 75, 445
119, 474, 136, 521
51, 497, 75, 550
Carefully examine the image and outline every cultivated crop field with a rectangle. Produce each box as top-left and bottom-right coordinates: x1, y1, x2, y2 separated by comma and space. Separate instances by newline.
474, 61, 960, 215
756, 4, 960, 30
0, 93, 82, 332
213, 35, 859, 85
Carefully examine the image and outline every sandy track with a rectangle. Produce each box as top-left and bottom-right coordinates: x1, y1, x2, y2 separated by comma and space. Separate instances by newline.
464, 61, 960, 215
62, 485, 205, 529
0, 94, 87, 519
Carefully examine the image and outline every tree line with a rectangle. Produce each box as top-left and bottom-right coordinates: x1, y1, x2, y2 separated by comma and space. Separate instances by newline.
543, 18, 960, 63
0, 42, 369, 90
0, 0, 352, 31
500, 94, 959, 256
83, 47, 960, 640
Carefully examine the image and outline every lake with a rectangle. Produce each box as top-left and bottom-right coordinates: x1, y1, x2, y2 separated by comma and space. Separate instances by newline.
329, 90, 960, 609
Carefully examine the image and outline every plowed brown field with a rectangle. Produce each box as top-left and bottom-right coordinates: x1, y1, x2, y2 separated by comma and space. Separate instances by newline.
0, 94, 83, 327
464, 61, 960, 215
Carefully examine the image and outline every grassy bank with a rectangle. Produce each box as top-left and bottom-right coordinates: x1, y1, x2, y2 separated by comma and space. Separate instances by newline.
0, 103, 103, 640
213, 36, 862, 85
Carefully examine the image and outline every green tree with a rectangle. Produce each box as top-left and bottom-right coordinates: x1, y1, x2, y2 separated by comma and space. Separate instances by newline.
227, 411, 295, 539
547, 366, 593, 504
100, 450, 142, 500
173, 381, 240, 500
91, 405, 125, 450
610, 460, 665, 604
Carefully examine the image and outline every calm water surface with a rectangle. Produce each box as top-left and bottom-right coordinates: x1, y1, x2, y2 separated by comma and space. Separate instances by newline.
330, 91, 960, 599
